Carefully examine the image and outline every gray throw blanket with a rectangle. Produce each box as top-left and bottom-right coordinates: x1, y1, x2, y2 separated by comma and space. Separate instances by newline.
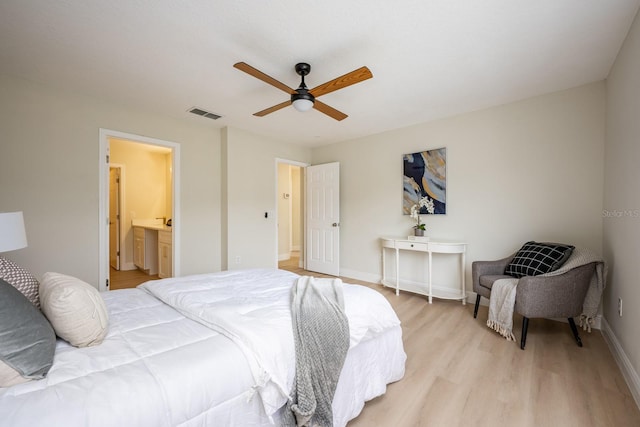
282, 276, 350, 427
487, 246, 607, 341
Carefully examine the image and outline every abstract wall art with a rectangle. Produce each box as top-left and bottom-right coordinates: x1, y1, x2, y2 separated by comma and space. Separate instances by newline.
403, 147, 446, 215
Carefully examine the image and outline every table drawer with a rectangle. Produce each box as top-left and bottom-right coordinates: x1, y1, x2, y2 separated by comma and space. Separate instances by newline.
395, 241, 428, 252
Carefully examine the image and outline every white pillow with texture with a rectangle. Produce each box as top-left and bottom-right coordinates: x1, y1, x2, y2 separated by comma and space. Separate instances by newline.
40, 272, 109, 347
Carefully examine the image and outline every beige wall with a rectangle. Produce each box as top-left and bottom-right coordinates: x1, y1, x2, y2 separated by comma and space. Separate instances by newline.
222, 127, 311, 270
0, 73, 604, 289
605, 8, 640, 397
0, 74, 222, 286
312, 82, 606, 285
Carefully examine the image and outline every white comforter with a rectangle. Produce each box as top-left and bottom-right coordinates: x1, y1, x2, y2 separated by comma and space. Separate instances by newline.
0, 269, 406, 427
139, 269, 400, 420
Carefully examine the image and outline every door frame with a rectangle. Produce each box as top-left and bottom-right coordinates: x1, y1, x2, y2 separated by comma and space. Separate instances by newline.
275, 158, 308, 269
99, 129, 181, 291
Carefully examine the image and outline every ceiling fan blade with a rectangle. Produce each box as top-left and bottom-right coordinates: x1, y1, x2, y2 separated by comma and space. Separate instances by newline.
234, 62, 295, 94
313, 100, 348, 121
309, 66, 373, 98
254, 100, 291, 117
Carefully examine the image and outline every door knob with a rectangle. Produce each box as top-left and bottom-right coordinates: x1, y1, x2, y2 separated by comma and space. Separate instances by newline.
332, 222, 340, 227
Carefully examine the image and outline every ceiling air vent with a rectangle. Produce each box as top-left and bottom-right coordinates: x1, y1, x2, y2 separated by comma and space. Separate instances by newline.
188, 107, 222, 120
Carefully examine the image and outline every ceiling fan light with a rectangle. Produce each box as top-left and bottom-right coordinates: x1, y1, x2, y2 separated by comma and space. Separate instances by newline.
292, 98, 314, 112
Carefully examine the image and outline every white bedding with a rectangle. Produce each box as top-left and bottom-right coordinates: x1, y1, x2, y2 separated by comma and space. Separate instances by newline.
0, 269, 406, 426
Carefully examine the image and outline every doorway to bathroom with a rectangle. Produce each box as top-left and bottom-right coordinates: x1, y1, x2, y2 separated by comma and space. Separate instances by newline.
99, 129, 180, 292
277, 161, 304, 272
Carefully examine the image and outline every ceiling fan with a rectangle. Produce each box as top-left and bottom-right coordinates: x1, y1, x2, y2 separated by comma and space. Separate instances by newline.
233, 62, 373, 121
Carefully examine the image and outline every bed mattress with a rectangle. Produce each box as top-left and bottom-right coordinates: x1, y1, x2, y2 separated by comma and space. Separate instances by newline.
0, 269, 406, 426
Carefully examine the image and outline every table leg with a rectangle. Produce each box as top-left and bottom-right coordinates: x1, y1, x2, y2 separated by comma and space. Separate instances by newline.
395, 248, 400, 296
428, 251, 433, 304
381, 246, 386, 286
461, 252, 466, 305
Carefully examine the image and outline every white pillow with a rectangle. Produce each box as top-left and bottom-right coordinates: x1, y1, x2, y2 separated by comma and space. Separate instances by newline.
40, 272, 109, 347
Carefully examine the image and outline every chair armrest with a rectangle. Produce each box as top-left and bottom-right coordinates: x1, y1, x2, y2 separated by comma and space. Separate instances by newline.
471, 254, 515, 293
515, 263, 596, 318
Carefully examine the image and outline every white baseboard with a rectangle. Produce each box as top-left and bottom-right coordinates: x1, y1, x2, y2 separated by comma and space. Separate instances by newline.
338, 268, 381, 285
339, 269, 471, 301
466, 291, 479, 305
119, 262, 136, 271
601, 318, 640, 410
278, 253, 290, 261
590, 314, 603, 330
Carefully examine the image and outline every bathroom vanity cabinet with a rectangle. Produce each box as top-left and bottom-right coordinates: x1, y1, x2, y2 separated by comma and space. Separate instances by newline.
134, 226, 158, 275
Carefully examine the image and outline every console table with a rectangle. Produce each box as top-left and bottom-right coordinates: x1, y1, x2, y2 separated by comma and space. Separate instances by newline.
380, 237, 467, 304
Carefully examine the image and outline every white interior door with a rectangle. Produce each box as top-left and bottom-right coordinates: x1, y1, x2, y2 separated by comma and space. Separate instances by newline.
305, 162, 340, 276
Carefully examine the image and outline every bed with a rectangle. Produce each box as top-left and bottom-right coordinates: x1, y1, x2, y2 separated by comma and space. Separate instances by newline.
0, 268, 406, 426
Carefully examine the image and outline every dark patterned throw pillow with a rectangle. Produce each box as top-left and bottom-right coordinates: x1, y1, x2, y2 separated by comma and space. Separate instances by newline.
504, 241, 575, 278
0, 257, 40, 309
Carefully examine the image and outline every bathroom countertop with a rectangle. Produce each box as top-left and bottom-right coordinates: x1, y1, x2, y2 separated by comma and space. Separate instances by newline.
131, 219, 172, 232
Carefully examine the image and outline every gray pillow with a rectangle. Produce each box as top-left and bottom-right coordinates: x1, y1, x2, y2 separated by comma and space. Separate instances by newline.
0, 278, 56, 387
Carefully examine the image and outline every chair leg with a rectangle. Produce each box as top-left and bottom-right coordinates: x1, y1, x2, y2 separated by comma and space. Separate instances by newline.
473, 295, 481, 318
520, 317, 529, 350
568, 317, 583, 347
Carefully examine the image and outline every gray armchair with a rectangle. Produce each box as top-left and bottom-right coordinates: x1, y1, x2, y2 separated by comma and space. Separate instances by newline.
472, 254, 596, 350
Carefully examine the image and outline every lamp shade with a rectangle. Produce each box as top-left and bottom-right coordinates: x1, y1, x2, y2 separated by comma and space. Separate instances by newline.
0, 211, 28, 253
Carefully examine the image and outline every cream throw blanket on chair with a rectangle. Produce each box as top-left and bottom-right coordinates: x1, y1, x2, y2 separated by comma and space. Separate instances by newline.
487, 247, 607, 341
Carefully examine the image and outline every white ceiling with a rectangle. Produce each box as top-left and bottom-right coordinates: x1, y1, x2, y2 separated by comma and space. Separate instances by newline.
1, 1, 638, 147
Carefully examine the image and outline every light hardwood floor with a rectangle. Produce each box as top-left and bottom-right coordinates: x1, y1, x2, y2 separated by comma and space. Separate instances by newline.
279, 255, 640, 427
109, 267, 158, 290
